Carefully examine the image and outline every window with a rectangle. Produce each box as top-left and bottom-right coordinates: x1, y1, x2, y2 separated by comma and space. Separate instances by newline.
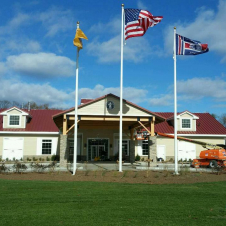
181, 119, 191, 129
9, 115, 20, 125
42, 140, 52, 154
118, 140, 129, 156
142, 140, 149, 155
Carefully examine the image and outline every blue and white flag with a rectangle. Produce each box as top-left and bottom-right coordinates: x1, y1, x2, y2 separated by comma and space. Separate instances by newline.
176, 34, 209, 55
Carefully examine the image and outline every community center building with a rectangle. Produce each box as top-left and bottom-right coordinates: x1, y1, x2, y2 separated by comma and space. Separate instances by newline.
1, 93, 226, 167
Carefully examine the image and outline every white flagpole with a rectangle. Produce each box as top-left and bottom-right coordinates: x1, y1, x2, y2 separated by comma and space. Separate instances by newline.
173, 27, 178, 174
73, 21, 80, 175
119, 4, 124, 172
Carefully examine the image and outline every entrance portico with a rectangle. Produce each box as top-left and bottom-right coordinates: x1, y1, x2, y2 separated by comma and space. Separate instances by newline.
53, 94, 164, 167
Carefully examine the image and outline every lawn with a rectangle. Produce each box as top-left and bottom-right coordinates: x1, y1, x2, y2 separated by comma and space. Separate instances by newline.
0, 180, 226, 226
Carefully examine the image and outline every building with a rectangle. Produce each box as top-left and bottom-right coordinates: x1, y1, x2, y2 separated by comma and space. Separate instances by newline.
1, 93, 226, 167
0, 107, 61, 161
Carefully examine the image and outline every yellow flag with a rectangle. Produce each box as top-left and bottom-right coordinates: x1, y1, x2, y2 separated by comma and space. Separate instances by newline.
73, 28, 88, 50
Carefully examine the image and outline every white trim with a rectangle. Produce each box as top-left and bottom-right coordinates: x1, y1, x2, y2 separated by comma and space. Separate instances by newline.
180, 118, 192, 130
37, 137, 58, 155
0, 107, 29, 116
165, 133, 226, 137
8, 115, 21, 127
0, 131, 59, 134
177, 111, 199, 119
66, 113, 153, 117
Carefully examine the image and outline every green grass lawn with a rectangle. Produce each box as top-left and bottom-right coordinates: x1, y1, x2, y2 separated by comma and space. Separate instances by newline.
0, 180, 226, 226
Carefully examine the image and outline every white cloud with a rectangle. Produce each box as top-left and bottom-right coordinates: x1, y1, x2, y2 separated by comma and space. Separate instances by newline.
7, 40, 41, 53
89, 18, 121, 34
149, 94, 173, 106
0, 80, 149, 109
0, 13, 31, 35
148, 76, 226, 108
0, 79, 73, 109
137, 0, 148, 9
7, 52, 75, 77
163, 0, 226, 59
177, 77, 226, 101
0, 62, 7, 75
78, 84, 148, 104
37, 7, 75, 37
87, 35, 152, 63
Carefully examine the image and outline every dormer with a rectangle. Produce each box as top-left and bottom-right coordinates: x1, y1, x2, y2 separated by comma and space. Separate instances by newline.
167, 110, 199, 131
0, 107, 31, 129
177, 111, 199, 131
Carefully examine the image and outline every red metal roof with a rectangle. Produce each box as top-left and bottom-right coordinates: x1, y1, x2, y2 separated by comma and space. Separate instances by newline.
81, 99, 93, 104
0, 109, 61, 132
154, 112, 226, 135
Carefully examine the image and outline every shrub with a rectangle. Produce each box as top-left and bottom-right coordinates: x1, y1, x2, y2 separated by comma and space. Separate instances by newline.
135, 154, 141, 161
51, 155, 59, 161
32, 157, 38, 161
12, 161, 27, 173
46, 156, 50, 161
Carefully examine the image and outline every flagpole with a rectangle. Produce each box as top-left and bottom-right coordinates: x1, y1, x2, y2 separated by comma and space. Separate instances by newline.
173, 27, 179, 175
119, 4, 124, 172
73, 21, 80, 175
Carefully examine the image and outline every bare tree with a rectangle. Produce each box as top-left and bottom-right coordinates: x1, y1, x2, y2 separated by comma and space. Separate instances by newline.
0, 100, 11, 109
219, 114, 226, 127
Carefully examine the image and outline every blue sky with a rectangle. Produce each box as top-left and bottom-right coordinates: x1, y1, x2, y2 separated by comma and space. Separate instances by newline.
0, 0, 226, 116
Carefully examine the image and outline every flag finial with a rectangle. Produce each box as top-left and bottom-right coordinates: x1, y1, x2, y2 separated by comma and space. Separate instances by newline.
77, 21, 80, 25
122, 4, 124, 7
174, 27, 176, 29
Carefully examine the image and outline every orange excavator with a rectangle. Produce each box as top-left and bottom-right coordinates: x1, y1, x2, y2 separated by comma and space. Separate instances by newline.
157, 132, 226, 168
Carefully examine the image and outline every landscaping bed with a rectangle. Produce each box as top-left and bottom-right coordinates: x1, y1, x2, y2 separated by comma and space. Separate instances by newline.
0, 169, 226, 184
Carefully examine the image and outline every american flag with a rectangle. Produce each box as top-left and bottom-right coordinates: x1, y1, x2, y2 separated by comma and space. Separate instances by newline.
124, 9, 163, 40
176, 34, 209, 55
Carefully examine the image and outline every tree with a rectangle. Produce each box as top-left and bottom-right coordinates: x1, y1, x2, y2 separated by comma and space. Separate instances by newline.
0, 100, 10, 108
219, 114, 226, 127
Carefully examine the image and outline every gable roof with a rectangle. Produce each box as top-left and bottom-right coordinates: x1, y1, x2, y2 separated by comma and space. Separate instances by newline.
53, 93, 165, 121
154, 112, 226, 135
0, 106, 32, 117
0, 109, 61, 133
81, 99, 93, 104
166, 110, 199, 121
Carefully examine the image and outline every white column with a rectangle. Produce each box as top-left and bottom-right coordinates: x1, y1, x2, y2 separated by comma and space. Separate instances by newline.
73, 22, 80, 175
119, 4, 124, 172
173, 27, 178, 174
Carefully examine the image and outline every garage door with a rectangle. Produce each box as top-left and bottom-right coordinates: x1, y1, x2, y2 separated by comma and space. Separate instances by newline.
3, 137, 24, 160
157, 145, 166, 160
178, 141, 196, 161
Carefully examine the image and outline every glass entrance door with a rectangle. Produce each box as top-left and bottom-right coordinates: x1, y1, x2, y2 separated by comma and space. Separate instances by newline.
91, 145, 105, 160
88, 139, 108, 161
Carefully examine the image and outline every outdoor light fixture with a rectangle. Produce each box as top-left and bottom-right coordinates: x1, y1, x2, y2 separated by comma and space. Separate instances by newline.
110, 144, 112, 148
84, 143, 87, 148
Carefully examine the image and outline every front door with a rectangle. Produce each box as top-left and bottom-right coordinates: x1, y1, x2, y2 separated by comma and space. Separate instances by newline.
91, 145, 105, 160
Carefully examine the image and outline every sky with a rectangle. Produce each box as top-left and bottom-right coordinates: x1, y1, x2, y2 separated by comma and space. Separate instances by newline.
0, 0, 226, 116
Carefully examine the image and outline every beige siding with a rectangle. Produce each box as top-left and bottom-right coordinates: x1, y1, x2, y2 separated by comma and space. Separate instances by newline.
0, 134, 60, 158
0, 137, 3, 156
3, 115, 26, 129
69, 96, 151, 116
177, 118, 196, 131
156, 136, 226, 160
